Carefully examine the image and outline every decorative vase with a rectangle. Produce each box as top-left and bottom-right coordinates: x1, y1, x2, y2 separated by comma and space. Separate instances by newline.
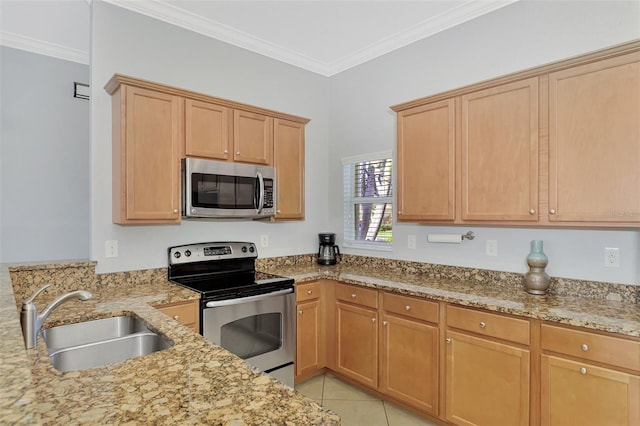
524, 240, 550, 295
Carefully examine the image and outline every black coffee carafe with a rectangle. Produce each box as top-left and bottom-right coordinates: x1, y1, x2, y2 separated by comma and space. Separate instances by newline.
317, 233, 340, 265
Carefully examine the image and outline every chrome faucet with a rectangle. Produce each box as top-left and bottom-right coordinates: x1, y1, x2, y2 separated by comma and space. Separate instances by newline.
20, 284, 93, 349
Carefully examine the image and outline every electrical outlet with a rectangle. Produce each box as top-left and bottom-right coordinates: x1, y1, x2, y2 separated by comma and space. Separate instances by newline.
486, 240, 498, 256
408, 235, 416, 249
604, 247, 620, 267
105, 240, 118, 258
260, 234, 269, 247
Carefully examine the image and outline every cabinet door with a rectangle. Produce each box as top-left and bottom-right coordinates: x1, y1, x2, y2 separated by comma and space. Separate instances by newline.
335, 301, 378, 388
273, 119, 305, 220
461, 78, 539, 221
380, 313, 438, 415
445, 330, 530, 426
296, 299, 322, 377
541, 355, 640, 426
233, 110, 273, 165
397, 99, 455, 221
548, 53, 640, 223
118, 86, 181, 223
184, 99, 230, 160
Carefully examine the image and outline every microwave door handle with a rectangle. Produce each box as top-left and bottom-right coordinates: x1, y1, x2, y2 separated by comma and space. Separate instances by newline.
255, 171, 265, 213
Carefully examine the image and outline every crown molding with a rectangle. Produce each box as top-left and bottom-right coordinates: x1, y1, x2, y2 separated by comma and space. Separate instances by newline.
0, 31, 89, 65
103, 0, 519, 77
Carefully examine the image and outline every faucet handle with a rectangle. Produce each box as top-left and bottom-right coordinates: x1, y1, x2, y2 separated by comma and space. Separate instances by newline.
24, 284, 51, 305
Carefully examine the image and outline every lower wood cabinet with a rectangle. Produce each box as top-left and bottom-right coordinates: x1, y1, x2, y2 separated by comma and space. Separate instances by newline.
540, 323, 640, 426
295, 281, 325, 379
445, 305, 530, 426
335, 300, 379, 388
155, 299, 199, 333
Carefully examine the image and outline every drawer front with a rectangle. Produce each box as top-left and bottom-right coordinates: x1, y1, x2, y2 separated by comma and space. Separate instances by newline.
382, 292, 438, 323
296, 281, 321, 302
446, 305, 530, 346
336, 283, 378, 309
157, 301, 197, 326
541, 323, 640, 372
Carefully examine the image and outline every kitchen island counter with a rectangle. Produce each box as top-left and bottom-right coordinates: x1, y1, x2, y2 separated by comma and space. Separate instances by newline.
1, 262, 339, 425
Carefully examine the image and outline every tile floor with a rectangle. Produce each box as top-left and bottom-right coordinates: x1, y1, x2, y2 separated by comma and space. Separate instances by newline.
295, 373, 438, 426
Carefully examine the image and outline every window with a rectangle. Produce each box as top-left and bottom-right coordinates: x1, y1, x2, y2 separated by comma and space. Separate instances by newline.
343, 152, 393, 249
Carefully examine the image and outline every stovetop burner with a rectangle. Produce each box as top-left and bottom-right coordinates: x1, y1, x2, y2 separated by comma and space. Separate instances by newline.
167, 242, 294, 300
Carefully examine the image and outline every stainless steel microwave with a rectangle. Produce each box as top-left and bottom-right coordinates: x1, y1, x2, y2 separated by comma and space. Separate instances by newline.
181, 158, 276, 219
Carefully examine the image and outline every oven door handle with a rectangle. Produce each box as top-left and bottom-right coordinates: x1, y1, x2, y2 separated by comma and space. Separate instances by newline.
205, 288, 293, 308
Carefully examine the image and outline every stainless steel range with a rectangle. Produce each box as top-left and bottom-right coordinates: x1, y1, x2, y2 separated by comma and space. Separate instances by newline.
167, 241, 295, 387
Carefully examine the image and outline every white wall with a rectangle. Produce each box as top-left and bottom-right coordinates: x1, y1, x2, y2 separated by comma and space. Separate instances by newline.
328, 0, 640, 285
0, 46, 90, 263
91, 1, 331, 273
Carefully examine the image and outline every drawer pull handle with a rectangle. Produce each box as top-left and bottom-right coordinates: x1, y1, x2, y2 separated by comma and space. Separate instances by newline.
581, 344, 589, 352
173, 315, 179, 321
580, 367, 587, 375
351, 294, 356, 299
307, 290, 313, 295
446, 338, 452, 344
479, 321, 486, 328
405, 305, 411, 311
382, 321, 388, 326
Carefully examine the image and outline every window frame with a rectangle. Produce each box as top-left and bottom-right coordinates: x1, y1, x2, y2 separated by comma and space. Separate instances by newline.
342, 151, 393, 251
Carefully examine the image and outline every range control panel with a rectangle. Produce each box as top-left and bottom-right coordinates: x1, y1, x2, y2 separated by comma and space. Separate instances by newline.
168, 241, 257, 265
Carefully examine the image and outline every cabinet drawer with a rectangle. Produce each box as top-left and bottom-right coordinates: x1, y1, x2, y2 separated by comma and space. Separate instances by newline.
336, 283, 378, 309
541, 324, 640, 372
157, 301, 197, 326
382, 292, 438, 323
296, 281, 321, 302
446, 305, 530, 346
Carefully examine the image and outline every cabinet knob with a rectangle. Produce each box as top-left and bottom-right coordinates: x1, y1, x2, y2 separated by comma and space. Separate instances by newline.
173, 315, 179, 321
404, 305, 411, 311
173, 209, 178, 214
351, 294, 356, 299
371, 318, 376, 323
581, 344, 589, 352
277, 210, 281, 213
224, 150, 228, 154
580, 367, 587, 375
550, 209, 556, 214
446, 338, 452, 344
307, 290, 312, 295
382, 321, 388, 326
236, 151, 240, 155
479, 321, 486, 328
529, 209, 535, 215
299, 310, 303, 315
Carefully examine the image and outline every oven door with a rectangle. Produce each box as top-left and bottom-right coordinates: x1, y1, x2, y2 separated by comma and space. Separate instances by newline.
202, 289, 295, 385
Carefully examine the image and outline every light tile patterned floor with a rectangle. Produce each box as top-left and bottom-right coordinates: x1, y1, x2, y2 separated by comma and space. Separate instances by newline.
295, 373, 438, 426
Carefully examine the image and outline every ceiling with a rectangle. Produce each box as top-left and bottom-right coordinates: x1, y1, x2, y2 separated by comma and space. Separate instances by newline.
0, 0, 518, 76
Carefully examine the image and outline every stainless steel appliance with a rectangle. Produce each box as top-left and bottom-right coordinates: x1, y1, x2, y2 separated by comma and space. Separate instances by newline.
318, 232, 340, 265
167, 241, 295, 387
182, 158, 276, 219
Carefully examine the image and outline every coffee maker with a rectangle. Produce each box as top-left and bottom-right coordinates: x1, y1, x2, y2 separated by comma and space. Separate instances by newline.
317, 233, 340, 265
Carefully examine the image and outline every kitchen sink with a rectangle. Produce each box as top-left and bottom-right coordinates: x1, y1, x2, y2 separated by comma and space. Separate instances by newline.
42, 315, 173, 372
42, 315, 153, 351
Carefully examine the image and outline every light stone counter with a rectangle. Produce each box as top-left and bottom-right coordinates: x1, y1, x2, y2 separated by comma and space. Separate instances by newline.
1, 262, 340, 425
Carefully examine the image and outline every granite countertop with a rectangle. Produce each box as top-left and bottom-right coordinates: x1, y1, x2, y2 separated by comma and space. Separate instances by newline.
0, 263, 340, 425
270, 263, 640, 338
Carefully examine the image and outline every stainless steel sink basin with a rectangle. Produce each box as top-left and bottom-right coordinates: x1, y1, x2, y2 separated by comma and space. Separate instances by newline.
42, 315, 173, 372
49, 332, 173, 372
42, 315, 152, 351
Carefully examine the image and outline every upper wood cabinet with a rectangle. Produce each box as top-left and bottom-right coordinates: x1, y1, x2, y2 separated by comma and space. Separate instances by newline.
184, 99, 231, 160
273, 119, 305, 220
233, 110, 273, 165
461, 78, 538, 222
111, 84, 182, 224
397, 99, 455, 222
392, 40, 640, 227
106, 74, 309, 224
548, 52, 640, 223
